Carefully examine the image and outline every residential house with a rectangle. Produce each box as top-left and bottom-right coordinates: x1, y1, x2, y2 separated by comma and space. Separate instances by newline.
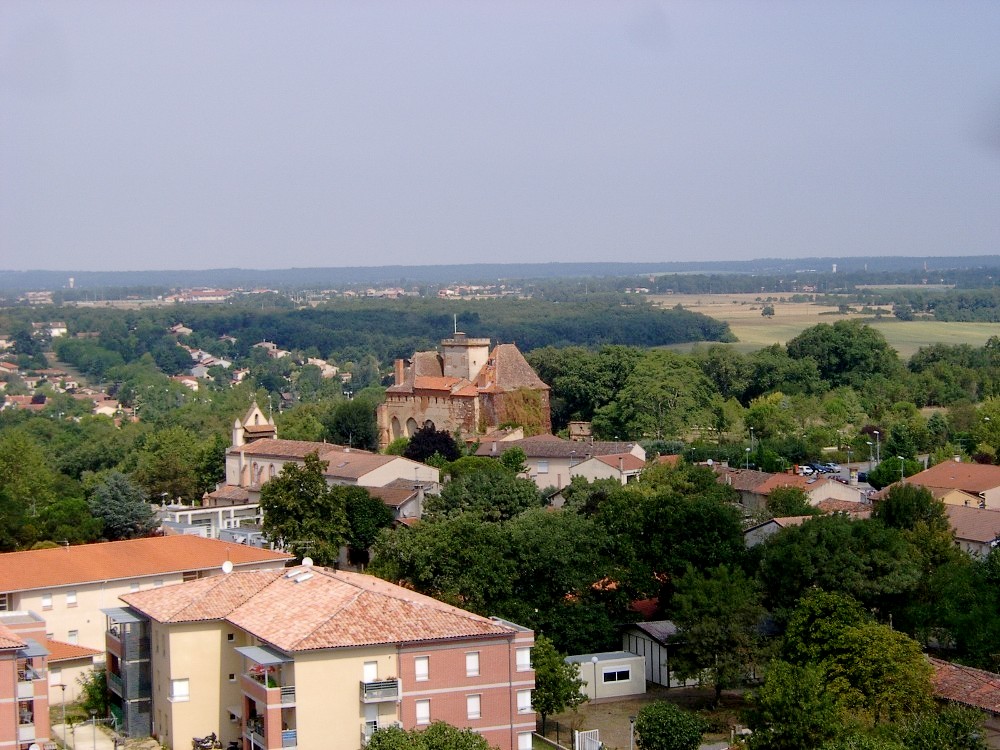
621, 622, 700, 689
743, 515, 815, 548
944, 505, 1000, 558
713, 466, 865, 512
378, 333, 551, 449
930, 658, 1000, 742
476, 434, 645, 490
107, 564, 535, 750
0, 610, 51, 750
565, 652, 646, 701
45, 638, 102, 704
0, 537, 291, 654
902, 460, 1000, 509
169, 324, 193, 336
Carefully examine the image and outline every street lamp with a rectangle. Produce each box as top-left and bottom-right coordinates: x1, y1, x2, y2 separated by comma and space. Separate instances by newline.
745, 447, 751, 470
90, 709, 97, 750
898, 457, 905, 483
629, 716, 637, 750
749, 426, 754, 453
591, 656, 599, 702
866, 441, 874, 472
873, 430, 881, 465
56, 683, 67, 740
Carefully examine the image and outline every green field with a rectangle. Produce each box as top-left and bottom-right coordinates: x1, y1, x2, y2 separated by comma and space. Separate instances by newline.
652, 293, 998, 359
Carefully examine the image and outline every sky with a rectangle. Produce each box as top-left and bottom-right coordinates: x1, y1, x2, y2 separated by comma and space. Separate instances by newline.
1, 1, 999, 272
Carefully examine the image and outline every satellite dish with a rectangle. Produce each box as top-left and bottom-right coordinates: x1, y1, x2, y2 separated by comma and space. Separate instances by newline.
29, 744, 40, 750
706, 458, 714, 466
302, 557, 314, 568
221, 560, 234, 574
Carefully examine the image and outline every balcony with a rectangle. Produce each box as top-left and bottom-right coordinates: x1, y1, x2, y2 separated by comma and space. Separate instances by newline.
281, 729, 297, 748
360, 678, 400, 703
107, 671, 124, 696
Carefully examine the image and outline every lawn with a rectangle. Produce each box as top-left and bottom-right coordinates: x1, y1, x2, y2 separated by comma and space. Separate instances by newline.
651, 293, 997, 359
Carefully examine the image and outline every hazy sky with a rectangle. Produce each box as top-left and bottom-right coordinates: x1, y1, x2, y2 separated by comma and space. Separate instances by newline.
2, 1, 999, 272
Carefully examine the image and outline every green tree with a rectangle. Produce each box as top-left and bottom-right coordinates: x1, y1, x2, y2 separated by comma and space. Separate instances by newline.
88, 471, 159, 540
634, 701, 708, 750
761, 304, 775, 318
897, 706, 987, 750
77, 667, 109, 716
344, 489, 394, 566
669, 565, 765, 705
403, 424, 461, 463
132, 426, 203, 502
873, 483, 947, 533
748, 661, 842, 750
260, 453, 348, 565
367, 722, 493, 750
498, 446, 528, 475
865, 456, 923, 490
426, 471, 542, 522
825, 622, 934, 725
766, 486, 819, 518
786, 321, 902, 390
324, 399, 379, 451
782, 590, 871, 666
530, 635, 585, 733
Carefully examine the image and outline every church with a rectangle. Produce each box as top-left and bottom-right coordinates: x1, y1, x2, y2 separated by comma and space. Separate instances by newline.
377, 333, 551, 448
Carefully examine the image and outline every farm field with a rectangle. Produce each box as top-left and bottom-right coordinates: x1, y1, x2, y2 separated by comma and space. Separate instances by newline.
651, 293, 998, 359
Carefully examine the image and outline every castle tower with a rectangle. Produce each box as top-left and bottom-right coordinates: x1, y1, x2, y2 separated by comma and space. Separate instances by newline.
441, 332, 491, 381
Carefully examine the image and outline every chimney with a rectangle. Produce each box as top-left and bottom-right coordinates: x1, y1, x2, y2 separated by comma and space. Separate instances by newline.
491, 441, 497, 454
394, 358, 405, 386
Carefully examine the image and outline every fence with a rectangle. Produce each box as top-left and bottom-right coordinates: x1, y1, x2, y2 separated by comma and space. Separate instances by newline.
536, 719, 601, 749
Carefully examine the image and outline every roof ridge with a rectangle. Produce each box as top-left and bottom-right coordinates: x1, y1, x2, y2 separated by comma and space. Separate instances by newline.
284, 568, 367, 650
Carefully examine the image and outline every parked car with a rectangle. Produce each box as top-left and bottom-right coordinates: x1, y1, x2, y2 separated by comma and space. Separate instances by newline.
857, 471, 868, 483
823, 462, 842, 473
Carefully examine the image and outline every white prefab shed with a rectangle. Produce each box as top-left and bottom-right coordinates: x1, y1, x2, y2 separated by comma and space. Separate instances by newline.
566, 651, 646, 700
622, 621, 700, 688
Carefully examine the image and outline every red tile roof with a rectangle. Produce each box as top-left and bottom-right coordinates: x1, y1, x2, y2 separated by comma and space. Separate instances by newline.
122, 566, 518, 652
0, 536, 291, 592
908, 462, 1000, 494
44, 638, 102, 663
930, 657, 1000, 714
944, 505, 1000, 544
0, 622, 26, 650
593, 453, 646, 472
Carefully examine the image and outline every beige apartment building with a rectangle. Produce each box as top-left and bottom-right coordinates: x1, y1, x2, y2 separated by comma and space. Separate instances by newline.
107, 564, 535, 750
0, 536, 291, 654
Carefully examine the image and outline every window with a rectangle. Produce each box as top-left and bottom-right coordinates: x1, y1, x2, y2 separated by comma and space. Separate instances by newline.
50, 668, 62, 685
66, 590, 77, 607
466, 651, 479, 677
182, 571, 198, 583
170, 679, 190, 701
0, 592, 10, 611
68, 630, 79, 645
537, 460, 549, 474
227, 633, 235, 642
130, 582, 139, 593
467, 694, 481, 720
602, 667, 630, 683
414, 656, 429, 682
518, 732, 533, 750
516, 647, 531, 671
228, 674, 236, 683
42, 593, 52, 610
517, 689, 532, 714
415, 699, 430, 725
363, 661, 378, 683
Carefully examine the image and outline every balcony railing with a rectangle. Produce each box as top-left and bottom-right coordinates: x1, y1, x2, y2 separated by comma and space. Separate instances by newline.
280, 685, 296, 704
107, 671, 124, 696
360, 678, 400, 703
281, 729, 297, 748
245, 727, 265, 748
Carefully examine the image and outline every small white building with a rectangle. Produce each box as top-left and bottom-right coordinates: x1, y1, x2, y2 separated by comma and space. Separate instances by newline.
566, 651, 646, 701
621, 622, 701, 688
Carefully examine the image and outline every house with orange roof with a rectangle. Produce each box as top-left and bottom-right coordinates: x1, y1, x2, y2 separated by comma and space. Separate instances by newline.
45, 636, 102, 704
943, 504, 1000, 558
0, 610, 51, 750
476, 434, 645, 490
903, 460, 1000, 509
714, 466, 864, 511
105, 564, 535, 750
0, 536, 291, 655
377, 333, 551, 449
930, 657, 1000, 740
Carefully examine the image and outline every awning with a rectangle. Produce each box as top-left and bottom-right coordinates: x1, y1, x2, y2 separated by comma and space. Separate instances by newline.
18, 638, 49, 658
227, 705, 243, 720
234, 645, 292, 666
100, 607, 144, 624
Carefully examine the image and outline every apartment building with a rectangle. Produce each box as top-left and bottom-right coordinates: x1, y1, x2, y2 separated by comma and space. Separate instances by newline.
106, 564, 535, 750
0, 537, 291, 653
0, 611, 51, 750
